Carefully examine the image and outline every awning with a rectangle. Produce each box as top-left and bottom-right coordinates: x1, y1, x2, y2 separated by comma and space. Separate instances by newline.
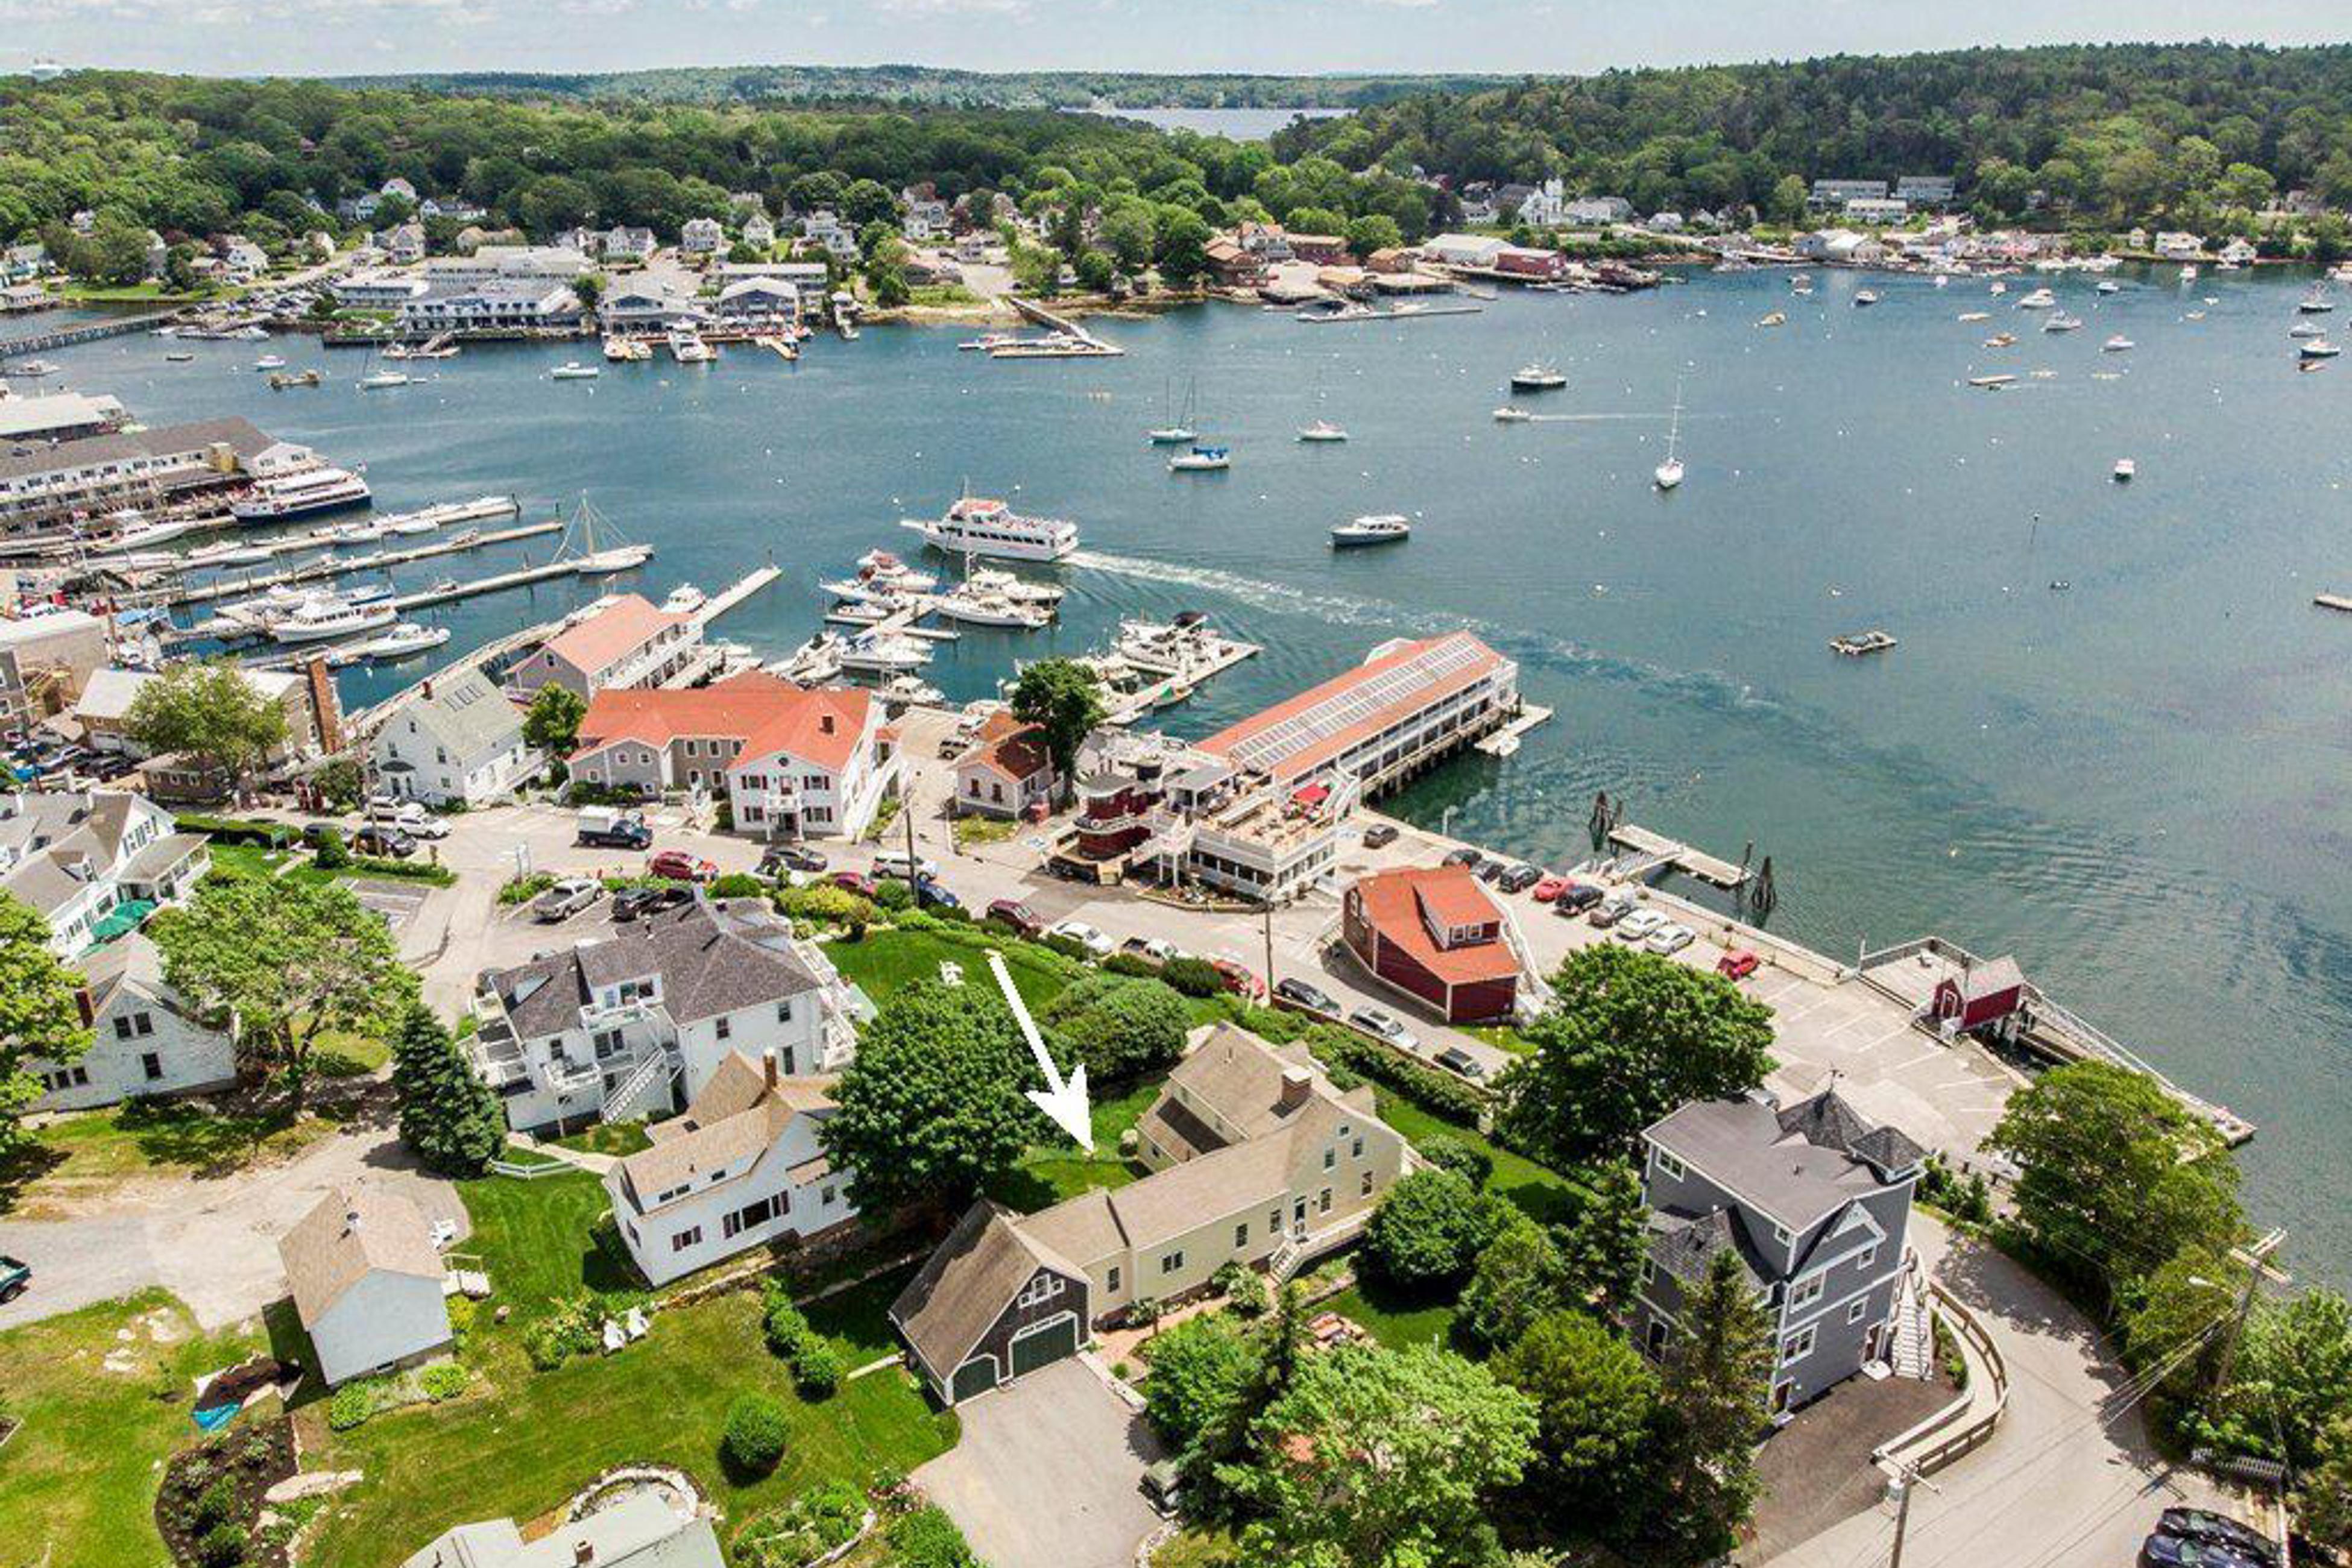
1291, 781, 1331, 808
84, 898, 156, 948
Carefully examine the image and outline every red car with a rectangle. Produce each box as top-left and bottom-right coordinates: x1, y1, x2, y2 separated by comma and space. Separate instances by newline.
1717, 949, 1761, 980
648, 849, 717, 883
986, 898, 1043, 937
830, 870, 878, 898
1531, 875, 1572, 903
1211, 957, 1264, 1002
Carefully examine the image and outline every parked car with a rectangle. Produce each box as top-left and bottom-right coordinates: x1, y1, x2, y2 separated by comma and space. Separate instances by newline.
758, 843, 828, 877
1434, 1046, 1486, 1080
367, 800, 450, 840
350, 825, 415, 858
1349, 1006, 1420, 1054
576, 806, 652, 850
873, 849, 941, 882
1047, 919, 1115, 959
1717, 949, 1761, 980
1556, 882, 1606, 913
1614, 909, 1668, 943
1120, 935, 1178, 965
1211, 957, 1264, 1002
830, 871, 878, 899
1497, 863, 1543, 893
1474, 857, 1507, 883
1587, 895, 1636, 928
531, 877, 605, 923
1140, 1457, 1184, 1517
1274, 977, 1342, 1019
912, 877, 962, 910
985, 898, 1043, 937
0, 1254, 27, 1304
648, 849, 717, 883
613, 884, 692, 922
1361, 822, 1399, 849
1530, 876, 1571, 902
2142, 1535, 2270, 1568
1645, 922, 1696, 956
1442, 846, 1483, 869
2154, 1511, 2279, 1565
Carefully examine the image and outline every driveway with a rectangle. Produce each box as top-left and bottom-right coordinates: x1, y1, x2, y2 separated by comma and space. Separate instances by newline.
914, 1359, 1166, 1568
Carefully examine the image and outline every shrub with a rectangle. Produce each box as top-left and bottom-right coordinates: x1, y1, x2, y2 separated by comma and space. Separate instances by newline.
1365, 1168, 1512, 1292
1235, 1003, 1311, 1044
872, 877, 915, 913
191, 1476, 241, 1532
175, 813, 294, 849
1039, 932, 1094, 963
711, 872, 765, 899
1103, 951, 1161, 978
326, 1381, 377, 1431
1214, 1259, 1270, 1316
1419, 1133, 1495, 1189
497, 872, 555, 905
763, 1298, 811, 1359
1305, 1025, 1489, 1125
884, 1505, 980, 1568
1039, 972, 1191, 1085
736, 1481, 866, 1568
1159, 956, 1224, 998
421, 1363, 467, 1402
721, 1391, 791, 1476
347, 855, 456, 885
775, 884, 877, 927
311, 827, 349, 870
928, 900, 973, 924
197, 1522, 248, 1568
794, 1341, 843, 1399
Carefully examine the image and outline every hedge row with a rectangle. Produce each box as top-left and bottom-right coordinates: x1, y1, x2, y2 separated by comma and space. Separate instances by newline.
1305, 1024, 1492, 1126
175, 813, 295, 848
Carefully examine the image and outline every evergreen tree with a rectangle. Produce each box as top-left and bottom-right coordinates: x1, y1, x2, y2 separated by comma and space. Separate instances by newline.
391, 1003, 505, 1177
1648, 1249, 1775, 1564
1560, 1157, 1650, 1317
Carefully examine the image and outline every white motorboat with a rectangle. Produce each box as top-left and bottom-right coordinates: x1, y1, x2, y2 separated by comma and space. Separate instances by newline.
877, 673, 946, 707
1654, 381, 1686, 491
2301, 338, 2343, 359
1168, 444, 1231, 472
822, 549, 941, 601
90, 517, 197, 555
2016, 288, 2057, 309
1328, 514, 1411, 548
661, 584, 707, 615
383, 514, 441, 537
184, 538, 276, 567
323, 518, 388, 543
549, 362, 601, 380
358, 370, 411, 390
231, 463, 371, 524
2102, 335, 2135, 352
1852, 290, 1880, 307
2300, 287, 2336, 315
2293, 320, 2327, 339
2180, 264, 2200, 282
268, 596, 399, 644
931, 590, 1051, 629
2113, 458, 2137, 482
253, 354, 287, 371
5, 359, 61, 377
328, 622, 449, 666
839, 632, 933, 673
959, 565, 1063, 606
902, 496, 1079, 562
1493, 406, 1534, 423
2096, 279, 2122, 294
667, 330, 715, 364
1297, 420, 1349, 443
603, 335, 653, 362
1791, 273, 1813, 293
2043, 313, 2086, 333
1989, 280, 2008, 295
1510, 364, 1567, 391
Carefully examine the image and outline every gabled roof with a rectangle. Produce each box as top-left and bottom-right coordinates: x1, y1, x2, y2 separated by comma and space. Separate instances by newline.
0, 417, 273, 485
617, 1050, 835, 1211
1348, 864, 1519, 987
889, 1199, 1089, 1383
1198, 632, 1510, 784
392, 669, 520, 760
1647, 1091, 1923, 1231
1647, 1206, 1767, 1290
535, 595, 685, 679
279, 1185, 444, 1326
958, 712, 1052, 784
728, 685, 873, 775
571, 673, 803, 756
484, 898, 827, 1040
1774, 1091, 1928, 1181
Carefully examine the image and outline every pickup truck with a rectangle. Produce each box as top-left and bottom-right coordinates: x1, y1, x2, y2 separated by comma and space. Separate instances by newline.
0, 1254, 29, 1305
576, 807, 653, 850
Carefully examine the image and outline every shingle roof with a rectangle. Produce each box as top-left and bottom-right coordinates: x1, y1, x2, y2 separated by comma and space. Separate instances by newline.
400, 1491, 723, 1568
1776, 1092, 1928, 1180
393, 669, 521, 763
1647, 1207, 1767, 1289
278, 1185, 444, 1326
0, 416, 272, 484
484, 898, 826, 1041
1349, 865, 1521, 988
889, 1200, 1087, 1384
1647, 1092, 1922, 1228
617, 1050, 834, 1212
571, 673, 802, 757
537, 595, 684, 681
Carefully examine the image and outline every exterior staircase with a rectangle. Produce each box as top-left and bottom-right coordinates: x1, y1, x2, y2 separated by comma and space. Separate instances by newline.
603, 1050, 678, 1125
1269, 1238, 1305, 1283
1890, 1256, 1935, 1380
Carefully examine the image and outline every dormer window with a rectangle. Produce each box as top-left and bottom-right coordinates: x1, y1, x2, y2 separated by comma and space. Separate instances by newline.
1654, 1148, 1686, 1181
1773, 1223, 1792, 1247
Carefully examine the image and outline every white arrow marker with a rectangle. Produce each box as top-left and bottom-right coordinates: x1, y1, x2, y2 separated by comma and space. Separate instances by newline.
988, 949, 1093, 1153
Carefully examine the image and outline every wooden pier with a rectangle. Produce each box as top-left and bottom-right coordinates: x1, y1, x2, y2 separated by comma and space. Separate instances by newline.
162, 519, 560, 610
998, 297, 1124, 357
1474, 704, 1553, 758
1102, 636, 1261, 723
391, 557, 589, 613
1606, 822, 1753, 888
0, 309, 183, 357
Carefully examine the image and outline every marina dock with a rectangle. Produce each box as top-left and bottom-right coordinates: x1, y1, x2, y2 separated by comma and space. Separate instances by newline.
1474, 704, 1553, 757
162, 518, 560, 612
390, 556, 591, 613
2315, 593, 2352, 614
1102, 635, 1261, 723
1607, 822, 1754, 887
997, 297, 1124, 357
0, 309, 182, 357
1299, 301, 1486, 324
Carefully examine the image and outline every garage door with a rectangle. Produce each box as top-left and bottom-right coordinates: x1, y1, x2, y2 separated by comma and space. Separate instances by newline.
951, 1356, 998, 1403
1010, 1315, 1078, 1377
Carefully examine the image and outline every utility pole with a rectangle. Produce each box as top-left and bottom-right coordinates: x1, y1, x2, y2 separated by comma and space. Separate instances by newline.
1262, 904, 1277, 997
2215, 1229, 2290, 1393
904, 770, 923, 911
1884, 1459, 1938, 1568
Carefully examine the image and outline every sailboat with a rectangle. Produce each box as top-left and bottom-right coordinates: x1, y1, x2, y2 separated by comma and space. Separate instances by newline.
556, 495, 654, 575
1654, 382, 1686, 491
1147, 377, 1198, 445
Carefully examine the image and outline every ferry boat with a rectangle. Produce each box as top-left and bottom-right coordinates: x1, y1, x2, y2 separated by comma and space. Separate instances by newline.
2301, 338, 2343, 360
1296, 421, 1349, 443
1509, 364, 1567, 391
268, 596, 399, 644
901, 496, 1080, 562
2113, 458, 2137, 482
231, 464, 371, 524
1329, 515, 1411, 548
821, 549, 941, 602
661, 584, 707, 615
838, 632, 933, 674
1168, 445, 1231, 473
549, 362, 601, 380
2102, 335, 2135, 352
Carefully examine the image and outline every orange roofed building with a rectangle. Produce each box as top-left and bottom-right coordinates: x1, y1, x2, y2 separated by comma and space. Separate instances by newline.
505, 593, 702, 699
1342, 863, 1522, 1022
568, 672, 898, 840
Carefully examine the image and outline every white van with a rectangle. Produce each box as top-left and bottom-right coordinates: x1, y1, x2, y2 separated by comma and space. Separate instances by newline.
872, 850, 941, 882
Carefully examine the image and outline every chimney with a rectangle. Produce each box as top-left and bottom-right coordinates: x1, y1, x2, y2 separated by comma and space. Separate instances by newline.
573, 1541, 595, 1567
763, 1049, 778, 1088
819, 713, 836, 736
1276, 1066, 1313, 1112
304, 653, 344, 754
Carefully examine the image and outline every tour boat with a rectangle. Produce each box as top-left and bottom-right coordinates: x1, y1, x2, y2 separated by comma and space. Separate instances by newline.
1851, 291, 1879, 307
2113, 459, 2137, 482
1492, 406, 1534, 423
231, 464, 371, 524
838, 632, 933, 674
549, 362, 601, 380
2301, 338, 2343, 360
1296, 420, 1349, 443
901, 496, 1079, 563
1168, 445, 1231, 472
1509, 364, 1567, 391
253, 354, 287, 371
661, 584, 707, 615
268, 596, 400, 644
1328, 514, 1411, 548
2102, 335, 2135, 352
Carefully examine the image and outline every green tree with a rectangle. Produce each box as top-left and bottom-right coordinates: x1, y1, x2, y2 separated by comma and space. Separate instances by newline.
150, 877, 414, 1110
1343, 213, 1404, 256
1038, 972, 1188, 1085
1073, 247, 1116, 294
1142, 1311, 1261, 1458
0, 896, 91, 1153
521, 681, 587, 758
1155, 206, 1212, 288
1767, 172, 1809, 224
1460, 1215, 1566, 1351
389, 1003, 504, 1177
1501, 943, 1774, 1165
1648, 1250, 1774, 1564
2302, 1415, 2352, 1552
572, 273, 604, 312
1987, 1060, 2243, 1304
720, 1391, 790, 1476
124, 659, 289, 796
2222, 1289, 2352, 1468
2119, 1244, 2237, 1400
1559, 1157, 1649, 1315
818, 980, 1038, 1215
1364, 1167, 1510, 1292
1007, 657, 1104, 803
1493, 1309, 1662, 1535
1226, 1343, 1537, 1568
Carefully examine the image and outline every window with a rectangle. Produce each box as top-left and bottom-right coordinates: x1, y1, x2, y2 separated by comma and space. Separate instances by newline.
1654, 1148, 1686, 1180
1360, 1172, 1374, 1197
141, 1052, 163, 1082
819, 1185, 837, 1206
1234, 1223, 1249, 1248
1847, 1299, 1870, 1325
670, 1227, 702, 1253
775, 999, 795, 1024
1106, 1266, 1121, 1294
1352, 1136, 1364, 1159
715, 1016, 731, 1041
1269, 1209, 1282, 1235
1641, 1257, 1656, 1286
1016, 1273, 1064, 1309
1160, 1250, 1184, 1274
1789, 1275, 1824, 1310
1857, 1244, 1877, 1270
1322, 1147, 1335, 1171
1782, 1325, 1816, 1365
114, 1011, 155, 1040
1317, 1188, 1332, 1214
1772, 1223, 1793, 1248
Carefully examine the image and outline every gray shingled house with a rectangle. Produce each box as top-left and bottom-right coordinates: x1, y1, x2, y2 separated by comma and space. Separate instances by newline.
1632, 1089, 1926, 1417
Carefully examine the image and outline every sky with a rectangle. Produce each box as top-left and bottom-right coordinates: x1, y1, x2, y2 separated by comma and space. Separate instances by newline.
0, 0, 2347, 81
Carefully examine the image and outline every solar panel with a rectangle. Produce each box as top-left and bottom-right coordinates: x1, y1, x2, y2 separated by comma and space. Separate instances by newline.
1223, 635, 1490, 773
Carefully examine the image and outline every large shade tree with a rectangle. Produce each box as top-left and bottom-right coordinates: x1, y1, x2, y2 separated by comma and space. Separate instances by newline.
1007, 658, 1105, 803
124, 659, 289, 797
0, 896, 90, 1154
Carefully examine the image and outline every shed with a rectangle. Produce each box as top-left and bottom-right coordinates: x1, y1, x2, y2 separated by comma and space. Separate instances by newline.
1932, 955, 2025, 1031
279, 1186, 451, 1387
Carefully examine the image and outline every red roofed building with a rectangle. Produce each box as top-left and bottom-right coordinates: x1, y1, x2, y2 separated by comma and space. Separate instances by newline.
1198, 632, 1519, 796
1342, 864, 1521, 1022
505, 594, 701, 699
568, 673, 897, 840
953, 710, 1056, 820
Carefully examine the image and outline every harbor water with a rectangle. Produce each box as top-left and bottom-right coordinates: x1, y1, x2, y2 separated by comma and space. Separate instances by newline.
25, 264, 2352, 1276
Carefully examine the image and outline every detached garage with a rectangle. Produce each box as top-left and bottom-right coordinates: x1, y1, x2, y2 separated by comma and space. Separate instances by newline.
891, 1201, 1088, 1407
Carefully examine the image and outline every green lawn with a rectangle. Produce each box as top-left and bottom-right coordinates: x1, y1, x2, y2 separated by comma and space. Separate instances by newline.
1460, 1023, 1534, 1056
0, 1098, 350, 1218
551, 1121, 653, 1158
0, 1290, 266, 1568
455, 1169, 639, 1311
820, 928, 1071, 1010
986, 1075, 1164, 1211
1372, 1092, 1589, 1227
1324, 1274, 1462, 1353
203, 842, 329, 886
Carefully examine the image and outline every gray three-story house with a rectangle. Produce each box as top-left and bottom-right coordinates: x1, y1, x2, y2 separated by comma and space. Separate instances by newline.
1632, 1089, 1925, 1417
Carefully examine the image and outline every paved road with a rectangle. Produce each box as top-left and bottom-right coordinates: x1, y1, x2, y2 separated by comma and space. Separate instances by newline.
1758, 1213, 2233, 1568
0, 1106, 467, 1332
915, 1358, 1165, 1568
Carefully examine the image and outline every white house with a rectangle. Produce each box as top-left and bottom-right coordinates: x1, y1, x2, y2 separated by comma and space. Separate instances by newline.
25, 933, 238, 1111
714, 277, 799, 325
369, 669, 535, 807
740, 213, 775, 250
380, 224, 427, 265
503, 594, 699, 699
401, 1491, 722, 1568
596, 285, 710, 332
680, 216, 725, 255
1842, 197, 1909, 226
0, 789, 210, 956
1421, 233, 1507, 269
725, 684, 897, 841
279, 1186, 452, 1388
332, 271, 429, 309
605, 1050, 854, 1286
469, 896, 859, 1135
798, 212, 858, 260
1563, 195, 1633, 225
394, 282, 582, 333
2155, 231, 2205, 260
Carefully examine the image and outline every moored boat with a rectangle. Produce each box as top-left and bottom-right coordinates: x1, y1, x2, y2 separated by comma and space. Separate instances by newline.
900, 497, 1079, 563
1329, 514, 1411, 548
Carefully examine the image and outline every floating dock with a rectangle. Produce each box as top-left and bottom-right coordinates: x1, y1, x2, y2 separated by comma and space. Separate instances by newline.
162, 518, 559, 612
1299, 301, 1485, 324
1607, 822, 1753, 888
1474, 704, 1553, 758
1101, 636, 1261, 724
998, 297, 1124, 357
